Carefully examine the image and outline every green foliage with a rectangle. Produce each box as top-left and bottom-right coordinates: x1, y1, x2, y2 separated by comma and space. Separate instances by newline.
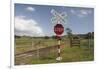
66, 28, 73, 39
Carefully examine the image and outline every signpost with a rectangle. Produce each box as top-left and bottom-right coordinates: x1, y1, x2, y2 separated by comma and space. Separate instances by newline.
54, 24, 64, 61
51, 9, 67, 61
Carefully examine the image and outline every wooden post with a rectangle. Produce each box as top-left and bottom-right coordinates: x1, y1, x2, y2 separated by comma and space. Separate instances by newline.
36, 42, 40, 63
70, 38, 72, 47
88, 33, 91, 48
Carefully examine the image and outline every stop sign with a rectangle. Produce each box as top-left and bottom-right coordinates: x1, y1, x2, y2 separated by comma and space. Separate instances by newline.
54, 24, 64, 35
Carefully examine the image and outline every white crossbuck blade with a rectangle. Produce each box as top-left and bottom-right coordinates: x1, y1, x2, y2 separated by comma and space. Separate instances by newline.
51, 9, 67, 24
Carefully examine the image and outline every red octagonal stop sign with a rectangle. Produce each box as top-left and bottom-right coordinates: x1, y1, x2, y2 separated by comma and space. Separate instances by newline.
54, 24, 64, 35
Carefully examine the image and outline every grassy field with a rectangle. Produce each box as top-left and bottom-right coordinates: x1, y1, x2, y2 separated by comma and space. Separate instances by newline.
15, 37, 58, 54
31, 47, 94, 64
15, 37, 94, 65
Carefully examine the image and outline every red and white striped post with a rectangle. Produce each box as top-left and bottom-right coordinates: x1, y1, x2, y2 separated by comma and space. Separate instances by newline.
54, 24, 64, 61
56, 36, 62, 61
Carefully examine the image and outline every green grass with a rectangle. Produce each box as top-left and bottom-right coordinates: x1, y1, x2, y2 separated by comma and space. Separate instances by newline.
15, 37, 57, 54
15, 37, 94, 65
61, 47, 94, 62
30, 47, 94, 64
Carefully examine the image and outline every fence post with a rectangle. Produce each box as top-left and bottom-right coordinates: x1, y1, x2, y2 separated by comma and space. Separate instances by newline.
70, 38, 72, 47
88, 32, 91, 48
36, 42, 40, 63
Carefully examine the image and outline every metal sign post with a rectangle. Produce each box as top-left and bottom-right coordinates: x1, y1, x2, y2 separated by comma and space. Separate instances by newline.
51, 9, 67, 61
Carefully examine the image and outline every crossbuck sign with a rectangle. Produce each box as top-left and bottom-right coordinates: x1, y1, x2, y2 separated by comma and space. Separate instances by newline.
51, 9, 67, 24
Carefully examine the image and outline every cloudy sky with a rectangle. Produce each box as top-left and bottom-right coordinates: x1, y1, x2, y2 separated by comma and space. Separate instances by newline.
15, 3, 94, 37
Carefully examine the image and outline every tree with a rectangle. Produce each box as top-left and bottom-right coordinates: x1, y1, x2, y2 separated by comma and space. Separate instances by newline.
66, 28, 73, 38
52, 35, 56, 39
85, 32, 92, 39
44, 36, 49, 39
15, 35, 21, 38
91, 32, 94, 39
66, 28, 73, 47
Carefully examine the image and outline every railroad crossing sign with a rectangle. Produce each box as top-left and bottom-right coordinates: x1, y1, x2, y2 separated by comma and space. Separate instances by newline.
54, 24, 64, 35
51, 9, 67, 24
51, 9, 67, 61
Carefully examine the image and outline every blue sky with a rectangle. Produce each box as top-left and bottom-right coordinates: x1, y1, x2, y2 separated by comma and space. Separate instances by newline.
15, 3, 94, 37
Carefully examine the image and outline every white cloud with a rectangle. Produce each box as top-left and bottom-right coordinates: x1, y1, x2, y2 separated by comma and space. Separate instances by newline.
70, 9, 76, 14
80, 10, 88, 15
26, 6, 35, 12
15, 16, 44, 37
70, 9, 92, 18
78, 9, 92, 17
80, 9, 92, 15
